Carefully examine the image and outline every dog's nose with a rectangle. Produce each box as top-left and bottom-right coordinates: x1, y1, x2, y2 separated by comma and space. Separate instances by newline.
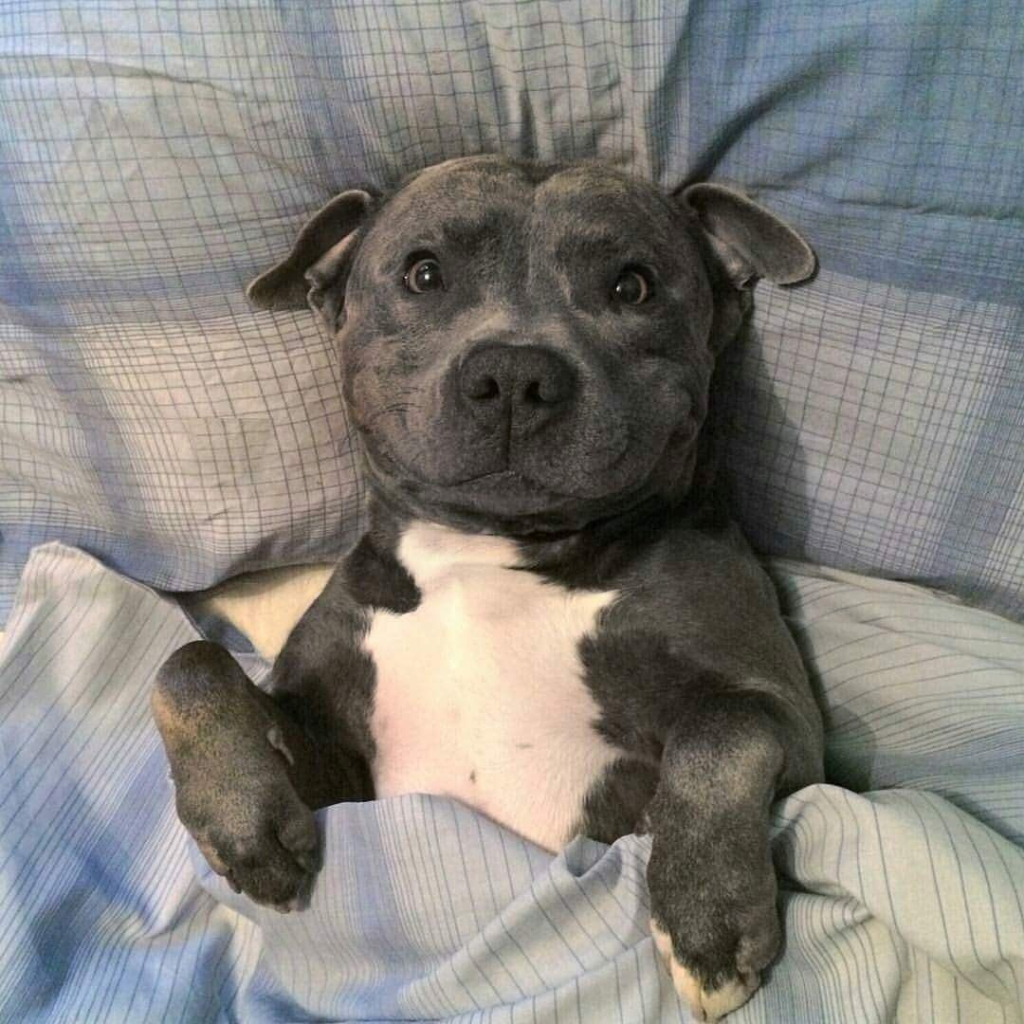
458, 342, 576, 435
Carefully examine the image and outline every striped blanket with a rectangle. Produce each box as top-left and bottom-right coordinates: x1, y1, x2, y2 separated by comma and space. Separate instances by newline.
0, 544, 1021, 1022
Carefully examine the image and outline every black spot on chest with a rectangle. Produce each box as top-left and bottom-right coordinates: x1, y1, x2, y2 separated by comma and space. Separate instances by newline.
344, 533, 421, 613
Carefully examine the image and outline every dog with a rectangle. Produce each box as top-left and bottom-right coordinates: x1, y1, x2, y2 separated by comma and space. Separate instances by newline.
152, 155, 824, 1022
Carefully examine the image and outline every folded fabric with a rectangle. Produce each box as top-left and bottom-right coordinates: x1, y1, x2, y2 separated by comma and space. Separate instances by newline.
0, 544, 1021, 1022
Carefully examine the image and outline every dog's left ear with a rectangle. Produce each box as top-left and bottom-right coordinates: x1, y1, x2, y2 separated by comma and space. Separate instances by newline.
679, 183, 816, 289
246, 189, 379, 320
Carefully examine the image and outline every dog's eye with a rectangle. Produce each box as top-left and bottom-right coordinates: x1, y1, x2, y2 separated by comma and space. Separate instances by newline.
612, 268, 651, 305
404, 255, 445, 294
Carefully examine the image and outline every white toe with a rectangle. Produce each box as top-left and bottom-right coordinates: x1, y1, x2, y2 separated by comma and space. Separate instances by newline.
650, 919, 760, 1022
650, 918, 674, 960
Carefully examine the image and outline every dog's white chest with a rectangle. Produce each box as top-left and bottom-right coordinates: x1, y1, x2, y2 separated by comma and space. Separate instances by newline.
363, 522, 619, 852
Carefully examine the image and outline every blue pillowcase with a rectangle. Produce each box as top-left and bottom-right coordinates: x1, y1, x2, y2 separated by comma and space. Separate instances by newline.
1, 0, 1020, 622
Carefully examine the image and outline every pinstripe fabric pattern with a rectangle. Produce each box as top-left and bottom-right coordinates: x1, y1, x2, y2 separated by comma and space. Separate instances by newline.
0, 545, 1021, 1022
1, 1, 1022, 627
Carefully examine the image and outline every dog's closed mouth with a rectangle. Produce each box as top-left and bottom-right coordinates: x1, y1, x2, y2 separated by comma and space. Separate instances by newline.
427, 466, 558, 503
449, 467, 524, 486
369, 436, 632, 501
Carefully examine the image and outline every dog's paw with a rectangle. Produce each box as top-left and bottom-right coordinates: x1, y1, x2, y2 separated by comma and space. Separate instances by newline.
185, 768, 320, 912
646, 829, 780, 1021
171, 722, 321, 912
650, 917, 766, 1022
154, 643, 323, 911
645, 776, 783, 1020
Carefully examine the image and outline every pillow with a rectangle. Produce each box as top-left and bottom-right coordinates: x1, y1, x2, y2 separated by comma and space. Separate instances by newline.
1, 0, 1021, 624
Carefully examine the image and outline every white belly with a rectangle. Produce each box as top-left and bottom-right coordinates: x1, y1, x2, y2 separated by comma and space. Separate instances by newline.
363, 522, 620, 852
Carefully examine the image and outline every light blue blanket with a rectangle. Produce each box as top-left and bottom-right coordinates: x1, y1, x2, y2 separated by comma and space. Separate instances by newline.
0, 544, 1021, 1021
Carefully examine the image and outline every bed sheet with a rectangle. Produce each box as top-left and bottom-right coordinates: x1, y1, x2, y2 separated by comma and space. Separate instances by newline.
0, 544, 1021, 1022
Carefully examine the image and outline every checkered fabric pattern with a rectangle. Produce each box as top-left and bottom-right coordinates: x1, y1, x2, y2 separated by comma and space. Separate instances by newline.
1, 0, 1021, 623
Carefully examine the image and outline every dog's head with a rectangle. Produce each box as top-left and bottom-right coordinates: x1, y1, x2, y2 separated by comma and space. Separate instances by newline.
249, 156, 813, 534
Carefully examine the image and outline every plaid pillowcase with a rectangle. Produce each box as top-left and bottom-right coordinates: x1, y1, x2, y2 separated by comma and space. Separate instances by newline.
1, 0, 1020, 622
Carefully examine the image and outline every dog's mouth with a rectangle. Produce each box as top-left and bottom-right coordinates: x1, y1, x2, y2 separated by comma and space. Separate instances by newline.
364, 435, 635, 502
441, 464, 603, 493
368, 450, 587, 512
359, 415, 699, 533
370, 456, 665, 535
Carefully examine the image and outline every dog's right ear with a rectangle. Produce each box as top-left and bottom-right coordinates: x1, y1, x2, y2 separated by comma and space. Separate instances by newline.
678, 183, 815, 290
246, 189, 377, 314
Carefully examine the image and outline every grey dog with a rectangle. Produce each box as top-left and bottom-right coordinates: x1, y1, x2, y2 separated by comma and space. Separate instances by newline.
153, 156, 824, 1021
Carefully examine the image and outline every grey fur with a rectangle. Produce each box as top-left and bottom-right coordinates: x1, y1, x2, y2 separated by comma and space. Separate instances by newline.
153, 156, 823, 1015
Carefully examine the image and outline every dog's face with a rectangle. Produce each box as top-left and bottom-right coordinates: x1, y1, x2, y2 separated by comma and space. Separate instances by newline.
344, 159, 719, 533
249, 156, 814, 534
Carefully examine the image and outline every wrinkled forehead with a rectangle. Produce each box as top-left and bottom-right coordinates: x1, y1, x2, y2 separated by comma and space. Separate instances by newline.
364, 158, 699, 264
392, 156, 540, 211
531, 164, 695, 264
371, 157, 537, 248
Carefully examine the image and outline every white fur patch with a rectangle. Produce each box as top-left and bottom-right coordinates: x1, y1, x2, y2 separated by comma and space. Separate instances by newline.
363, 521, 620, 852
651, 918, 760, 1022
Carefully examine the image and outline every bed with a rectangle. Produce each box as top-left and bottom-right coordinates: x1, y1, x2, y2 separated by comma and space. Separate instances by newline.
1, 2, 1022, 1021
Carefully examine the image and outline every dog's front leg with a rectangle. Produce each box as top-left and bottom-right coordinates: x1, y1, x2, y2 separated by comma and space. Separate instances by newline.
646, 691, 792, 1022
152, 562, 377, 909
152, 640, 327, 909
